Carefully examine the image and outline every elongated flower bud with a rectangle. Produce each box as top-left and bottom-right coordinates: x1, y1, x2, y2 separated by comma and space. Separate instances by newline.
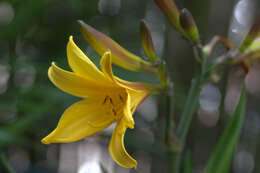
245, 37, 260, 53
239, 18, 260, 52
154, 0, 182, 32
140, 20, 157, 63
180, 9, 199, 43
78, 20, 157, 73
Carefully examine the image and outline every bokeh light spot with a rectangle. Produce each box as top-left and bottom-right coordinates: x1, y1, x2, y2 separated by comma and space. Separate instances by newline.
0, 64, 10, 94
0, 2, 14, 25
233, 151, 254, 173
98, 0, 121, 16
199, 84, 221, 112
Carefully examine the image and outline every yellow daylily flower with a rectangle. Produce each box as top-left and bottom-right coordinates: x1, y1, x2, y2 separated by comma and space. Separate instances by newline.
41, 36, 159, 168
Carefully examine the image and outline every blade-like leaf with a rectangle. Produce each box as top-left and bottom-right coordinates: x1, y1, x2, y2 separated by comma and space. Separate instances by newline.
204, 84, 247, 173
184, 151, 192, 173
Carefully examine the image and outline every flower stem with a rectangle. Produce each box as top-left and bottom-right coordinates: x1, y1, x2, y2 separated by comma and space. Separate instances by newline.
165, 84, 177, 173
170, 46, 207, 173
0, 153, 15, 173
177, 74, 201, 142
165, 83, 175, 142
171, 74, 201, 173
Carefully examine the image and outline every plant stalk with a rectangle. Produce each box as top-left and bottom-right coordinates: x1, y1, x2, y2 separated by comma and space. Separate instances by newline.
165, 84, 176, 173
172, 74, 202, 173
170, 45, 207, 173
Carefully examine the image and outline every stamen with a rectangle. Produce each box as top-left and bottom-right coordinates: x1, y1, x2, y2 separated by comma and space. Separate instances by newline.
109, 98, 114, 105
119, 95, 124, 102
103, 96, 108, 104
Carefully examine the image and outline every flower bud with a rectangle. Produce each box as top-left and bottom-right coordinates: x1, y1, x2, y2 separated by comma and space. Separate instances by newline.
78, 20, 157, 73
239, 18, 260, 52
154, 0, 182, 32
140, 20, 157, 64
180, 9, 199, 43
245, 37, 260, 53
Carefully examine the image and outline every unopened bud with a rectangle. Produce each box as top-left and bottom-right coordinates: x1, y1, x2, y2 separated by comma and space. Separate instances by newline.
140, 20, 157, 64
245, 37, 260, 53
239, 17, 260, 52
180, 9, 199, 43
154, 0, 182, 32
78, 20, 157, 73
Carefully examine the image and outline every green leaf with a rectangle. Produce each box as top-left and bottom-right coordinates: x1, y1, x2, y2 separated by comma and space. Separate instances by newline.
204, 84, 247, 173
183, 151, 192, 173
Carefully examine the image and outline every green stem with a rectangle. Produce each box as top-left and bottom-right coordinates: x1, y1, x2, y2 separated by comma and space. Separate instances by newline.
171, 74, 201, 173
171, 46, 207, 173
0, 153, 15, 173
177, 76, 201, 142
183, 151, 192, 173
165, 85, 176, 173
165, 85, 175, 142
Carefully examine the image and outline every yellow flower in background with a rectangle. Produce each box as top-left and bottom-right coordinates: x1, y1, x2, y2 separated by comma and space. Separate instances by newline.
41, 36, 158, 168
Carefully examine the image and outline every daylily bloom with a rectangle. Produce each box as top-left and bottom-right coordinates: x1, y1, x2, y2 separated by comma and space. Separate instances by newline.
41, 36, 158, 168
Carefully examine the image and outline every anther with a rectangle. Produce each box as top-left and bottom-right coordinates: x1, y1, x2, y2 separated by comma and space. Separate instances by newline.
109, 98, 114, 105
119, 95, 124, 102
103, 96, 108, 104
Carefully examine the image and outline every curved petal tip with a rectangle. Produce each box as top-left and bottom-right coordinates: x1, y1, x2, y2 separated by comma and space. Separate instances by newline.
69, 35, 73, 41
41, 136, 51, 144
109, 121, 137, 168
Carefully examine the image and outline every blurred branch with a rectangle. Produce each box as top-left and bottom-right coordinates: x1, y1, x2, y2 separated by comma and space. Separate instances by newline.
171, 45, 207, 173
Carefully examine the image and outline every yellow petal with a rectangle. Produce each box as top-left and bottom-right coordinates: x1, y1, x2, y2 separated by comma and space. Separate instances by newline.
99, 52, 157, 98
127, 89, 149, 114
122, 92, 135, 129
78, 20, 157, 73
48, 62, 110, 98
109, 119, 137, 168
67, 36, 109, 85
41, 99, 115, 144
115, 77, 159, 93
100, 51, 115, 82
99, 54, 159, 93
